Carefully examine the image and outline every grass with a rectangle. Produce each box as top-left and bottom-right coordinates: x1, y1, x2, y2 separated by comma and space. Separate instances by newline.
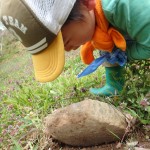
0, 36, 150, 149
0, 48, 106, 149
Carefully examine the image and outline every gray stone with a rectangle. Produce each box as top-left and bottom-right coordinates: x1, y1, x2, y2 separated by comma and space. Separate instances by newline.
44, 99, 127, 147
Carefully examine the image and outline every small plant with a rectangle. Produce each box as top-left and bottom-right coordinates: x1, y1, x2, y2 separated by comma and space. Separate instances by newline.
115, 60, 150, 124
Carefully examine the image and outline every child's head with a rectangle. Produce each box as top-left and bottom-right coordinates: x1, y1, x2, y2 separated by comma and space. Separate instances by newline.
62, 0, 96, 51
0, 0, 95, 82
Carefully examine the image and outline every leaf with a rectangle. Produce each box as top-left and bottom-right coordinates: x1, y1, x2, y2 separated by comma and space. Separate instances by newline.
140, 119, 150, 125
10, 136, 22, 150
146, 106, 150, 112
125, 108, 138, 118
49, 90, 57, 94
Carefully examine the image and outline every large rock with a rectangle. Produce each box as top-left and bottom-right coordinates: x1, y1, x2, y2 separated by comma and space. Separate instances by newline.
44, 99, 127, 147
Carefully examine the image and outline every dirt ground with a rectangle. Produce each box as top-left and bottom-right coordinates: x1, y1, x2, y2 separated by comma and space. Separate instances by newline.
43, 135, 150, 150
21, 128, 150, 150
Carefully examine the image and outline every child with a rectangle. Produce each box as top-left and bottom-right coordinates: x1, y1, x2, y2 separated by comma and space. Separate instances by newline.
62, 0, 150, 96
1, 0, 150, 96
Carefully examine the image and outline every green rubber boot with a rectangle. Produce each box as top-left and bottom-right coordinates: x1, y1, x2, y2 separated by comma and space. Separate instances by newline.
90, 66, 125, 96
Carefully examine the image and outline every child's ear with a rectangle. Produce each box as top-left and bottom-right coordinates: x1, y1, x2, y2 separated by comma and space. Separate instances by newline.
82, 0, 96, 11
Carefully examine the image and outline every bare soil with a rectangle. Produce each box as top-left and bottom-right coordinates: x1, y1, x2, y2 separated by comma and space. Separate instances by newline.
20, 127, 150, 150
42, 132, 150, 150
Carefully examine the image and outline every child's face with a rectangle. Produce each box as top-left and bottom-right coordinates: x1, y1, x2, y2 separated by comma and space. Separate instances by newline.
62, 9, 95, 51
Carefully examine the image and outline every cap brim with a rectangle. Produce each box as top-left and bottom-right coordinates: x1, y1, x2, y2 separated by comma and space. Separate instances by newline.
32, 32, 65, 82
